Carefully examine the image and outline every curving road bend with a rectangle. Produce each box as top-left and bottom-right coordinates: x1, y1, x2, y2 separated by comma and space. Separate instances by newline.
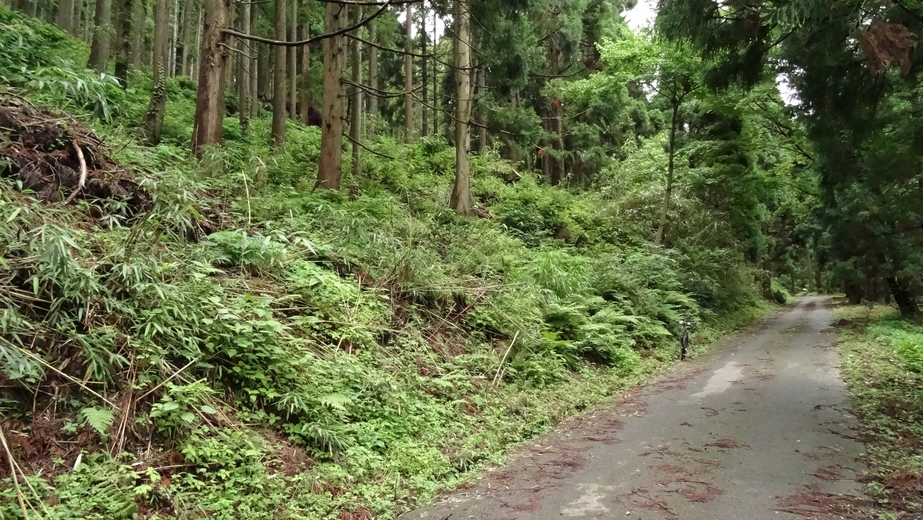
401, 297, 868, 520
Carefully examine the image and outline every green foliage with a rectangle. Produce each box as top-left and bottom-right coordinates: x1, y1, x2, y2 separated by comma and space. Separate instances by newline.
79, 406, 115, 438
835, 305, 923, 516
869, 319, 923, 375
0, 8, 781, 519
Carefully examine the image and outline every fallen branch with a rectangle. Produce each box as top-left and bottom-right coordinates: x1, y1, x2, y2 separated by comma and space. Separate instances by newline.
492, 330, 519, 387
64, 140, 87, 205
0, 423, 29, 519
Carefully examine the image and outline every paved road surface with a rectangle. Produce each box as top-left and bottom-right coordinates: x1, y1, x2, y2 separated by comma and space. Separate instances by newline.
401, 297, 867, 519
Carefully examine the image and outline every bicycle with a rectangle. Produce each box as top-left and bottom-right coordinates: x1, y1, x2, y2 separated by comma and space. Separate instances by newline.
678, 319, 691, 360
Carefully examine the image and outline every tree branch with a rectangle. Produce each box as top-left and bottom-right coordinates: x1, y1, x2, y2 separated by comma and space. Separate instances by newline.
224, 0, 392, 47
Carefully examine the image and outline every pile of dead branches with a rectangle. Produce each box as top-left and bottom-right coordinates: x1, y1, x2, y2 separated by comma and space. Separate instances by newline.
0, 95, 149, 211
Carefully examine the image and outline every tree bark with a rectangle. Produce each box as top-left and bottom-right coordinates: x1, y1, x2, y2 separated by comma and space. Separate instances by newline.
349, 5, 362, 177
139, 0, 169, 145
289, 0, 297, 119
180, 0, 196, 75
886, 276, 919, 317
88, 0, 113, 73
298, 3, 311, 123
403, 4, 413, 142
129, 0, 144, 67
421, 10, 427, 137
56, 0, 75, 35
169, 0, 180, 76
367, 21, 378, 117
113, 0, 134, 86
258, 40, 270, 107
190, 0, 229, 157
477, 65, 487, 153
655, 101, 679, 246
271, 0, 287, 145
542, 45, 564, 185
432, 9, 438, 137
238, 0, 251, 136
192, 7, 203, 77
316, 2, 347, 189
450, 0, 472, 215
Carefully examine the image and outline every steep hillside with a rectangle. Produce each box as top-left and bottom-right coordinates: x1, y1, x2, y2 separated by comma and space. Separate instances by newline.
0, 7, 773, 519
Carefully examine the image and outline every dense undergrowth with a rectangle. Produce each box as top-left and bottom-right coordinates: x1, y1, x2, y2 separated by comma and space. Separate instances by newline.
0, 7, 771, 519
834, 304, 923, 518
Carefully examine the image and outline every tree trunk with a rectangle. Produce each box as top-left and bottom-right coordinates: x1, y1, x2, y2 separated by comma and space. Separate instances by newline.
129, 0, 144, 67
403, 4, 413, 142
88, 0, 112, 72
886, 276, 919, 317
542, 45, 564, 185
289, 0, 297, 119
367, 21, 378, 117
192, 7, 203, 77
139, 0, 169, 145
168, 0, 179, 76
477, 65, 487, 153
450, 0, 472, 215
316, 2, 346, 189
81, 0, 92, 42
421, 11, 427, 137
56, 0, 75, 35
349, 5, 361, 178
226, 0, 237, 91
238, 0, 251, 136
180, 0, 196, 75
298, 3, 310, 124
190, 0, 229, 157
655, 101, 679, 246
432, 9, 438, 137
258, 41, 270, 107
113, 0, 133, 86
271, 0, 287, 145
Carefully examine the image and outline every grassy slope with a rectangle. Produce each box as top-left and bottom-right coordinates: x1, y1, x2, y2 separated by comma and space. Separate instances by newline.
0, 8, 772, 519
833, 303, 923, 518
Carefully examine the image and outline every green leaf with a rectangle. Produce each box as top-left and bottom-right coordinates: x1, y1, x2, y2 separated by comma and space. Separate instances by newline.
200, 405, 217, 414
79, 407, 115, 436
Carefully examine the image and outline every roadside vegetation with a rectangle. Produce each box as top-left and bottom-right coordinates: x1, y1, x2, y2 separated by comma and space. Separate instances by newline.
0, 6, 782, 519
834, 303, 923, 518
5, 0, 923, 517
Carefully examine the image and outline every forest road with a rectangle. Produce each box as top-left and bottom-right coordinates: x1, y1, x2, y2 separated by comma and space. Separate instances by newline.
400, 296, 869, 520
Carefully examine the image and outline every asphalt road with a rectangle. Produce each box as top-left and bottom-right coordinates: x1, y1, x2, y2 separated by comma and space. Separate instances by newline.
401, 297, 868, 520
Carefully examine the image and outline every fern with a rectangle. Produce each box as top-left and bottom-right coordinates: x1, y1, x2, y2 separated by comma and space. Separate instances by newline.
79, 407, 115, 437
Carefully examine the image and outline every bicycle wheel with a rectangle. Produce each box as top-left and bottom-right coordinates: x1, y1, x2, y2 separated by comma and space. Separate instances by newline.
680, 332, 689, 360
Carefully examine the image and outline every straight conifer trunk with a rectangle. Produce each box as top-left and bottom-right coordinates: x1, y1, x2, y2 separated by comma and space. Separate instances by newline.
421, 11, 428, 137
180, 0, 196, 75
404, 4, 413, 141
140, 0, 169, 144
477, 66, 487, 153
190, 0, 229, 156
298, 2, 310, 124
238, 0, 251, 136
289, 0, 297, 119
450, 0, 472, 215
87, 0, 112, 72
349, 5, 361, 177
113, 0, 134, 85
56, 0, 75, 35
367, 22, 378, 117
432, 9, 438, 136
317, 2, 346, 189
271, 0, 287, 145
129, 0, 144, 67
